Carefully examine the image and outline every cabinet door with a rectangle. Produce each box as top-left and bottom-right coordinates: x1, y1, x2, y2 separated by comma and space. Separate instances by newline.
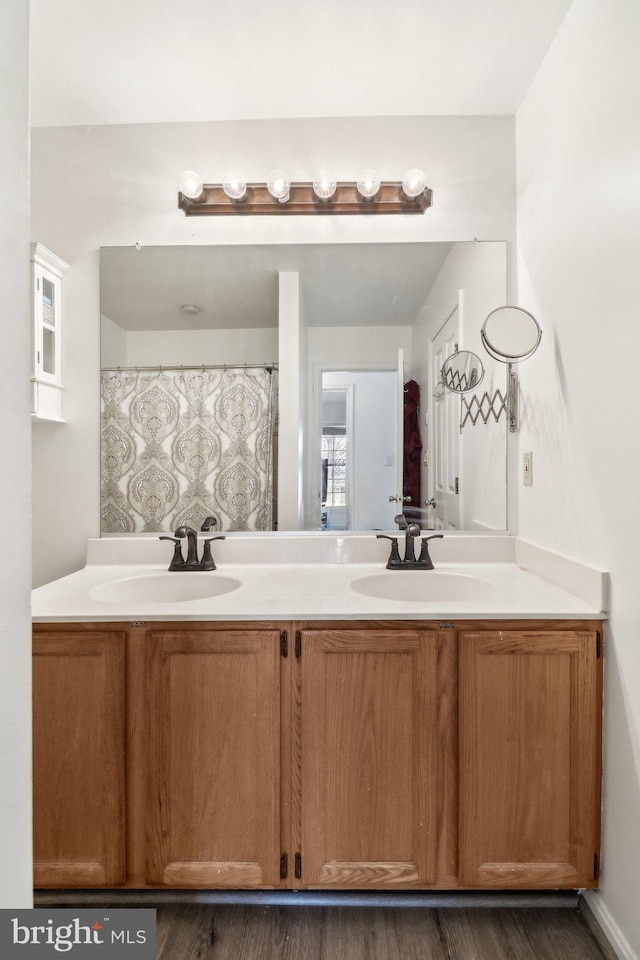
145, 630, 281, 888
459, 630, 601, 888
34, 266, 61, 383
300, 629, 438, 888
33, 631, 126, 887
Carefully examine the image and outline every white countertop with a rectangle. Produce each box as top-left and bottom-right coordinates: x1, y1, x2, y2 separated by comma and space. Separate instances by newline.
32, 535, 608, 622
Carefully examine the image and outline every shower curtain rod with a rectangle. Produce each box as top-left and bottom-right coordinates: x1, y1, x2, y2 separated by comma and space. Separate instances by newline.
101, 362, 278, 373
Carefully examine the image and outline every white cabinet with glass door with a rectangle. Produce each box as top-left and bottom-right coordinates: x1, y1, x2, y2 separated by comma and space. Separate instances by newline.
31, 242, 69, 422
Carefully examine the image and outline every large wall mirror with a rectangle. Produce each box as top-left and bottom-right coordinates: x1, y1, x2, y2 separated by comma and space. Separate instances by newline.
100, 241, 507, 535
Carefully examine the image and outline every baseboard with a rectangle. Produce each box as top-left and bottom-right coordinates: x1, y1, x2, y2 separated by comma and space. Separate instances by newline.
581, 892, 639, 960
35, 889, 579, 909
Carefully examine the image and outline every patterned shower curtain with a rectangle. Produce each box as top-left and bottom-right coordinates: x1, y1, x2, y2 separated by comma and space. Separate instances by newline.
100, 367, 278, 533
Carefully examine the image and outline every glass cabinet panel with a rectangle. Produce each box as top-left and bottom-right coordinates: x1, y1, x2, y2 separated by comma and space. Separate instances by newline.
42, 276, 55, 327
31, 243, 69, 421
43, 327, 56, 376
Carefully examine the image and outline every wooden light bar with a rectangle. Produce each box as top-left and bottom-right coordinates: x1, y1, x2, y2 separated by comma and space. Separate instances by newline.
178, 181, 433, 216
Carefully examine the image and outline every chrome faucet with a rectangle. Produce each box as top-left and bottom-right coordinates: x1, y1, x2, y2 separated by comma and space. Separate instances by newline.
377, 518, 443, 570
160, 525, 226, 571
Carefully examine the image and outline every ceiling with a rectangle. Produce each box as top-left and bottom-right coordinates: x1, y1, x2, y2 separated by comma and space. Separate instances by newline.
31, 0, 573, 127
100, 243, 453, 331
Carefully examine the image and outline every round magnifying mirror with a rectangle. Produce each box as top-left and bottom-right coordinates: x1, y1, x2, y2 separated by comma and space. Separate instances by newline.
441, 350, 485, 394
481, 306, 542, 363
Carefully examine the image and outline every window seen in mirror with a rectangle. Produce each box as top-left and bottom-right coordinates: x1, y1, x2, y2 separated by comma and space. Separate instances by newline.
321, 432, 347, 530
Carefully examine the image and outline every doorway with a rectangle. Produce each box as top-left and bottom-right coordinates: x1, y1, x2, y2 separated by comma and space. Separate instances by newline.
321, 387, 352, 530
311, 369, 398, 531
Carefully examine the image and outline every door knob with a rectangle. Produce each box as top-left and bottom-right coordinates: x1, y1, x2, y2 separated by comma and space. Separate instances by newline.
424, 498, 436, 508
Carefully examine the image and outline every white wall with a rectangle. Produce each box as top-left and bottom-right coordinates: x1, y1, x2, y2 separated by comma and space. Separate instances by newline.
277, 272, 302, 529
100, 313, 128, 367
298, 288, 311, 528
32, 251, 101, 587
297, 286, 309, 529
110, 327, 278, 368
412, 242, 508, 530
31, 115, 515, 582
309, 325, 413, 369
516, 1, 640, 957
0, 0, 33, 907
31, 117, 515, 259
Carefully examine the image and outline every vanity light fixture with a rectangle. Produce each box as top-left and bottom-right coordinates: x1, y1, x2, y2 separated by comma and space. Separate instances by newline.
178, 170, 205, 201
222, 173, 247, 201
266, 170, 291, 203
401, 168, 428, 199
312, 176, 338, 201
178, 170, 432, 216
356, 169, 381, 200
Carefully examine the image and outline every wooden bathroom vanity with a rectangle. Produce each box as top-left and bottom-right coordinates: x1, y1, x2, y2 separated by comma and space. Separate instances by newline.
32, 617, 602, 891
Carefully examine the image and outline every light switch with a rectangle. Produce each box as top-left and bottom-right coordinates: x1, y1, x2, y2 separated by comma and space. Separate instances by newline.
523, 451, 533, 486
383, 454, 393, 466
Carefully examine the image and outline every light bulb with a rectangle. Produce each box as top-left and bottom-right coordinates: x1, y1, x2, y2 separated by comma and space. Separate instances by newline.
266, 169, 290, 202
222, 172, 247, 201
401, 168, 427, 199
179, 170, 204, 200
312, 176, 337, 201
356, 169, 380, 200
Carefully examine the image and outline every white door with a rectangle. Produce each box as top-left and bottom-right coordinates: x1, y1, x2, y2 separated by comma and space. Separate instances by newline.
429, 308, 460, 530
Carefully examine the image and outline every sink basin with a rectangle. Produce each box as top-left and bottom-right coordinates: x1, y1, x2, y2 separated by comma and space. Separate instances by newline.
90, 573, 241, 605
350, 571, 492, 603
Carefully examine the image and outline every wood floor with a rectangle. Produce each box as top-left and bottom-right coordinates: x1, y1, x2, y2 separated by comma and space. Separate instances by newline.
143, 904, 611, 960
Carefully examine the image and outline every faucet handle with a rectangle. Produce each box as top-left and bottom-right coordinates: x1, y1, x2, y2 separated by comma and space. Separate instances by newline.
417, 534, 444, 569
376, 534, 401, 566
201, 535, 226, 569
159, 536, 185, 567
